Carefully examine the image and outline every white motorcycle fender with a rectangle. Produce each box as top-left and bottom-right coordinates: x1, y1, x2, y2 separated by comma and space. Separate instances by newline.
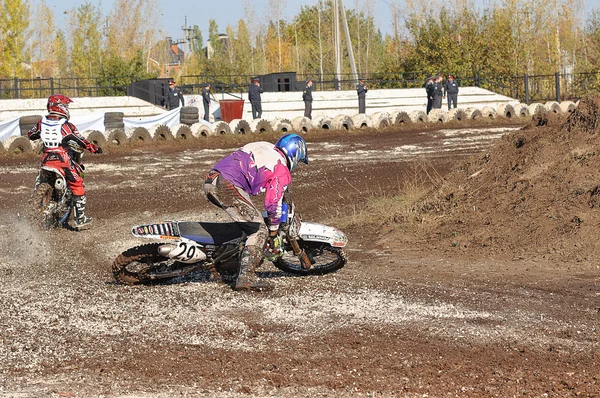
297, 222, 348, 248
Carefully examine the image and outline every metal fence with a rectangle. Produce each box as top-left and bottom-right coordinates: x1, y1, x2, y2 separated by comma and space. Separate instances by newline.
2, 72, 599, 104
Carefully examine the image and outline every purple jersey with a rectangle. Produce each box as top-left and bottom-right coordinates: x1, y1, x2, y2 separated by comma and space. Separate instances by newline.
213, 142, 291, 228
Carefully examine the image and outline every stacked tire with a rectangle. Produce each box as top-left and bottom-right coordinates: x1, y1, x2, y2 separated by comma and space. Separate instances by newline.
20, 115, 42, 136
180, 107, 199, 125
104, 112, 125, 130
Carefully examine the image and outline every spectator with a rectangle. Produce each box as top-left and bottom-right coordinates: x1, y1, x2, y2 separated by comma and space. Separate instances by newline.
432, 74, 444, 110
202, 83, 211, 122
302, 78, 313, 119
248, 78, 263, 119
444, 74, 459, 110
165, 80, 185, 110
356, 78, 368, 114
425, 76, 435, 114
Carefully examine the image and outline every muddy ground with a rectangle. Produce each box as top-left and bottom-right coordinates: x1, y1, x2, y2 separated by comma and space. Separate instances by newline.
0, 119, 598, 397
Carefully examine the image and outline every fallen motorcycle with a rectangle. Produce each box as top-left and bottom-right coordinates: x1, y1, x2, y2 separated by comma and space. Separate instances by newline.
112, 200, 348, 285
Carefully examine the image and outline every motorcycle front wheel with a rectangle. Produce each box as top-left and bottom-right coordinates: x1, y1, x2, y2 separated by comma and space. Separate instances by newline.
274, 241, 347, 275
31, 182, 60, 229
112, 243, 200, 285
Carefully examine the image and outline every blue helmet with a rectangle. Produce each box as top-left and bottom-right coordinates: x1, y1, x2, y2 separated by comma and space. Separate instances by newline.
275, 134, 308, 172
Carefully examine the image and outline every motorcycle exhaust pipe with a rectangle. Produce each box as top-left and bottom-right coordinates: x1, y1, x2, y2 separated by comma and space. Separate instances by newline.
54, 178, 66, 190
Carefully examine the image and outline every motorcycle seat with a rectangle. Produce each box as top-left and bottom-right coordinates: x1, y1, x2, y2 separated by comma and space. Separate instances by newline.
178, 222, 247, 245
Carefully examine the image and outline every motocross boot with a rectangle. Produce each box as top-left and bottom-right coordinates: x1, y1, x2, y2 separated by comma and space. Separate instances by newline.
234, 245, 274, 292
72, 195, 93, 229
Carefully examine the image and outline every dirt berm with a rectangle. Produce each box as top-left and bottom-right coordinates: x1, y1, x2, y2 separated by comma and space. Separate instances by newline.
393, 97, 600, 261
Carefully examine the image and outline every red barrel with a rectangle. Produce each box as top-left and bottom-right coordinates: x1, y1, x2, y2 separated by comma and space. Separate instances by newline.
219, 99, 245, 123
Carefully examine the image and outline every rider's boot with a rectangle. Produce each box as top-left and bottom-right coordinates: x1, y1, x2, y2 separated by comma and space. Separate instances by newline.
72, 195, 93, 229
234, 245, 274, 292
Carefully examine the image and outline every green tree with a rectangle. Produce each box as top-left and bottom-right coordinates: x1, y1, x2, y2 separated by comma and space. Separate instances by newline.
68, 3, 103, 78
0, 0, 30, 78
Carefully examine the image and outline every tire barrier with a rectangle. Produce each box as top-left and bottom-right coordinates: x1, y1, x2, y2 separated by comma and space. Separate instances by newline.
2, 102, 584, 155
371, 112, 392, 129
104, 112, 125, 130
513, 104, 530, 118
481, 106, 497, 119
332, 114, 354, 131
149, 124, 173, 141
528, 103, 546, 116
559, 101, 576, 114
291, 116, 312, 133
83, 130, 108, 147
190, 122, 215, 137
212, 121, 232, 135
391, 110, 412, 125
172, 124, 194, 140
312, 116, 333, 130
180, 106, 200, 125
545, 101, 561, 113
249, 118, 274, 134
126, 127, 152, 143
229, 119, 251, 134
447, 108, 467, 121
409, 110, 427, 123
5, 135, 33, 154
352, 114, 372, 128
465, 108, 483, 120
497, 104, 516, 119
19, 115, 42, 136
428, 109, 448, 123
271, 119, 294, 134
107, 128, 128, 145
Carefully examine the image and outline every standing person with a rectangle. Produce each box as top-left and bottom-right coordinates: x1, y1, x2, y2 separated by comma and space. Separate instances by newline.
27, 94, 103, 229
425, 76, 435, 114
356, 78, 368, 114
432, 74, 444, 110
165, 79, 185, 110
248, 78, 263, 119
202, 83, 211, 122
444, 74, 459, 110
302, 78, 313, 119
203, 134, 309, 292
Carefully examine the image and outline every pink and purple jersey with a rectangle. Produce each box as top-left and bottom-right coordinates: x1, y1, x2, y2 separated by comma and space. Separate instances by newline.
213, 142, 291, 228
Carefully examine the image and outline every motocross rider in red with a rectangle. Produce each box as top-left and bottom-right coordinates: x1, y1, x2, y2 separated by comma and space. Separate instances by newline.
28, 94, 103, 229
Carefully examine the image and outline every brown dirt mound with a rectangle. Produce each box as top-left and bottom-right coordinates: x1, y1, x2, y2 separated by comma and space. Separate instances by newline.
412, 96, 600, 260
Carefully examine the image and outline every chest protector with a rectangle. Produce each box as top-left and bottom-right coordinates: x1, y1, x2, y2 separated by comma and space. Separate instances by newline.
40, 117, 67, 148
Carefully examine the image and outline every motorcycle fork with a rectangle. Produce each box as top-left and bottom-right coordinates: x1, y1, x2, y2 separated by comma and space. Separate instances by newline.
287, 235, 312, 269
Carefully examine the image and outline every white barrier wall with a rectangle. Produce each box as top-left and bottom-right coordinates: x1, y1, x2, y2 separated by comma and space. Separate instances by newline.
0, 87, 521, 143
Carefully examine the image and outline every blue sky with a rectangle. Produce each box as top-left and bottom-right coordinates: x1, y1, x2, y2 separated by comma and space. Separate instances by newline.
32, 0, 598, 46
33, 0, 396, 43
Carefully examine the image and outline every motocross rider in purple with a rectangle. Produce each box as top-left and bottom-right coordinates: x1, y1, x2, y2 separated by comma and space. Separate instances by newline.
203, 134, 308, 291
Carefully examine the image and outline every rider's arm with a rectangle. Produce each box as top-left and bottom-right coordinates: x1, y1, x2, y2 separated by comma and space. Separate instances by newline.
263, 163, 292, 233
27, 121, 41, 141
64, 122, 101, 153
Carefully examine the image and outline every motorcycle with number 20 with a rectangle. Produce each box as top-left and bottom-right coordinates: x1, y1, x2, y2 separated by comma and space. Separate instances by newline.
112, 198, 348, 285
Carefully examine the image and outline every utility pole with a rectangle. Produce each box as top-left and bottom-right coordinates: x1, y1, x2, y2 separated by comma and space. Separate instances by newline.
339, 0, 357, 84
334, 0, 341, 90
181, 16, 194, 54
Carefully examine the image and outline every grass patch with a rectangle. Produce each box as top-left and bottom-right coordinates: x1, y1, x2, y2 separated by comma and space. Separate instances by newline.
332, 159, 443, 230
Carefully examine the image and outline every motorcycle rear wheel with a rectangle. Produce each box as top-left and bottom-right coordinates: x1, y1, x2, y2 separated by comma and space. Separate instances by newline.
112, 243, 200, 285
31, 182, 60, 229
274, 241, 347, 275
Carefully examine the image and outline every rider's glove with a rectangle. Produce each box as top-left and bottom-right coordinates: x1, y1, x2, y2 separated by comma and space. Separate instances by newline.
95, 146, 103, 154
264, 234, 283, 261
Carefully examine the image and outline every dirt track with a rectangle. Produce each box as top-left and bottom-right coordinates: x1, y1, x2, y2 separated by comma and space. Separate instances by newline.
1, 122, 599, 397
